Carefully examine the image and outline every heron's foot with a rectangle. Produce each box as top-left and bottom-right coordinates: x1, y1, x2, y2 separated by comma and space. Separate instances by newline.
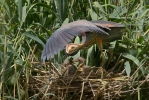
106, 48, 113, 69
95, 52, 106, 74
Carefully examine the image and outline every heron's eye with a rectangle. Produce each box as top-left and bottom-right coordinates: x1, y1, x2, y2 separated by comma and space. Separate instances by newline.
71, 47, 75, 49
71, 47, 76, 50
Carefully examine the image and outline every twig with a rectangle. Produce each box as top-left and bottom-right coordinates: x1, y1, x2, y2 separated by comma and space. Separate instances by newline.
110, 53, 122, 72
63, 67, 79, 99
80, 82, 85, 100
88, 82, 95, 96
42, 85, 50, 99
31, 76, 47, 84
33, 68, 49, 74
0, 36, 6, 100
118, 89, 137, 94
80, 70, 93, 100
32, 62, 51, 64
143, 28, 149, 36
50, 62, 62, 76
130, 61, 146, 80
31, 44, 37, 62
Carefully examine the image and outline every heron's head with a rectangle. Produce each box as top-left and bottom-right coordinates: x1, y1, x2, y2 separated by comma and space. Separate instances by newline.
65, 43, 81, 56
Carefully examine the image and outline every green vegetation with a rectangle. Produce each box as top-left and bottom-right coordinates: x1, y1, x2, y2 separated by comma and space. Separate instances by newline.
0, 0, 149, 99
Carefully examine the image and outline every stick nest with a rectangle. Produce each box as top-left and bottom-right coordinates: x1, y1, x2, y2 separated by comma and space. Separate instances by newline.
26, 57, 149, 100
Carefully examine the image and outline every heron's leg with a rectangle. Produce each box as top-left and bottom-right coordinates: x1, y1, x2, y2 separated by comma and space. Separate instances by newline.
106, 48, 113, 68
96, 39, 105, 72
96, 39, 105, 73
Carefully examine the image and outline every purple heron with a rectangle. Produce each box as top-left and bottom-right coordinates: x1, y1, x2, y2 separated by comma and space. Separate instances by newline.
41, 20, 126, 66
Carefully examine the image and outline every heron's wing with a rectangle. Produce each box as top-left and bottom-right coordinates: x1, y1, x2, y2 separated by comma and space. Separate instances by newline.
91, 20, 125, 29
41, 20, 108, 62
91, 20, 126, 42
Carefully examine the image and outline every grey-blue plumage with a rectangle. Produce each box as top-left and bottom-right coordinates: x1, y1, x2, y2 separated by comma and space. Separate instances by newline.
41, 20, 126, 62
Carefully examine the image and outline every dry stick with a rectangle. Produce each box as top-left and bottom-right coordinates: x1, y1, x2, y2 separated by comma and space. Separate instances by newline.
61, 65, 69, 77
87, 71, 95, 96
31, 44, 37, 62
80, 82, 85, 100
32, 62, 51, 64
117, 61, 125, 74
80, 70, 93, 100
33, 76, 49, 78
117, 76, 142, 97
119, 89, 137, 94
139, 78, 149, 87
50, 62, 62, 76
0, 36, 6, 100
130, 61, 146, 80
63, 67, 80, 99
115, 83, 127, 97
88, 82, 95, 96
110, 53, 122, 72
83, 79, 103, 82
42, 85, 50, 99
24, 48, 33, 100
143, 28, 149, 36
33, 68, 48, 74
35, 85, 45, 99
125, 1, 129, 22
138, 73, 149, 87
32, 76, 47, 84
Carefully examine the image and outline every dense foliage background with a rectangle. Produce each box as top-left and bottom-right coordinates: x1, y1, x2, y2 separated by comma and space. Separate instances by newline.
0, 0, 149, 99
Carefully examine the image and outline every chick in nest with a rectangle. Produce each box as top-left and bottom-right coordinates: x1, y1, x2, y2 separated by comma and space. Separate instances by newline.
61, 57, 96, 76
61, 57, 77, 76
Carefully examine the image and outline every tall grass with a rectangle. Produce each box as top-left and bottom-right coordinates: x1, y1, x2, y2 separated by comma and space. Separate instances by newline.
0, 0, 149, 99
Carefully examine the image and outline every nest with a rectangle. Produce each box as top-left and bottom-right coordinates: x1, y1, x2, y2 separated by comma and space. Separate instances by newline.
26, 57, 149, 100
